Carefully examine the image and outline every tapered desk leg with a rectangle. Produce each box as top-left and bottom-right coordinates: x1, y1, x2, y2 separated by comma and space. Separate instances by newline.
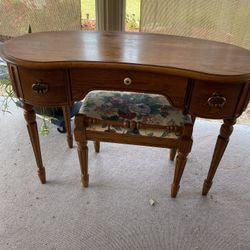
23, 103, 46, 184
63, 106, 73, 148
202, 118, 236, 195
171, 124, 193, 197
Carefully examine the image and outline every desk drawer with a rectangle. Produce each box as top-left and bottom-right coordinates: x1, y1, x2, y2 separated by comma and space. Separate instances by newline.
70, 68, 188, 108
18, 68, 68, 106
189, 81, 243, 119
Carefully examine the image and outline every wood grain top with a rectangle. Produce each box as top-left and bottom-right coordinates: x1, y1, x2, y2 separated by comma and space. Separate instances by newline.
2, 31, 250, 82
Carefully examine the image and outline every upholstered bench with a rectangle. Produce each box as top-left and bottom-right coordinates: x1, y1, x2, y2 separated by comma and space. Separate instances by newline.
74, 91, 193, 197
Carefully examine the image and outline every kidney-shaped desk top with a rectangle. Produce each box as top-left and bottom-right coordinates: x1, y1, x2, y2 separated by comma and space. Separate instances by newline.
1, 31, 250, 195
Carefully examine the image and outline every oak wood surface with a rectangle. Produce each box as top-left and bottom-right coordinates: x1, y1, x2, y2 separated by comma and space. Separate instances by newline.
2, 31, 250, 82
70, 68, 187, 108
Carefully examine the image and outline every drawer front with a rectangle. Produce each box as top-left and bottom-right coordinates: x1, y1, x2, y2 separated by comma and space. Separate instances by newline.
18, 68, 68, 106
71, 69, 188, 109
189, 81, 243, 119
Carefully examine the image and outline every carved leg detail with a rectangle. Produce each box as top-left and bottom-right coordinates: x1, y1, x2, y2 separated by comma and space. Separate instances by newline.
171, 124, 193, 198
62, 106, 73, 148
169, 148, 177, 161
202, 118, 236, 195
23, 103, 46, 184
94, 141, 100, 153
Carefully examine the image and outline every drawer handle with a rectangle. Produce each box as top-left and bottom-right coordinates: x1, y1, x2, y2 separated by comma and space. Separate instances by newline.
207, 92, 227, 108
124, 77, 132, 85
32, 80, 49, 94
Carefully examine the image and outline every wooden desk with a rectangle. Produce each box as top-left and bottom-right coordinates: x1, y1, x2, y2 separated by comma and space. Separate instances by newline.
1, 31, 250, 195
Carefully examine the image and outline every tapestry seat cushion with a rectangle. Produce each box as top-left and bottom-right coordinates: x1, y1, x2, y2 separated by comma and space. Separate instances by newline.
79, 91, 192, 138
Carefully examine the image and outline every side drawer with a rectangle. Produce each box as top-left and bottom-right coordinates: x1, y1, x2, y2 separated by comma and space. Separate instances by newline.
70, 68, 188, 109
18, 68, 68, 106
189, 80, 243, 119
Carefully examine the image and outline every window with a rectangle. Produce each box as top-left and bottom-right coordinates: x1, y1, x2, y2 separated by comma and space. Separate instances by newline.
81, 0, 96, 30
125, 0, 140, 32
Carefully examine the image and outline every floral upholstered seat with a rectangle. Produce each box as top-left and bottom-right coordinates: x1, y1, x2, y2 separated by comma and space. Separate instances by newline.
75, 90, 194, 197
79, 91, 192, 138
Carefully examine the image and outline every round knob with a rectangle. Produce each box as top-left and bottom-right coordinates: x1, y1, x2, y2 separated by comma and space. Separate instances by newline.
124, 77, 132, 85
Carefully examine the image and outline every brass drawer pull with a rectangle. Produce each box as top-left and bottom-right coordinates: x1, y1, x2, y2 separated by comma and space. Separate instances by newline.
124, 77, 132, 85
207, 92, 226, 108
32, 80, 49, 94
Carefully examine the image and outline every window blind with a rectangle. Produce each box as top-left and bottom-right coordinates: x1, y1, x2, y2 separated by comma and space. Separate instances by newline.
140, 0, 250, 50
0, 0, 81, 41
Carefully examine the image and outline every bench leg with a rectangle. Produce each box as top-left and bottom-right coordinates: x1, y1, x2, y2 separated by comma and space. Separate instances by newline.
169, 148, 177, 161
75, 114, 89, 187
94, 141, 100, 153
77, 141, 89, 187
171, 124, 193, 198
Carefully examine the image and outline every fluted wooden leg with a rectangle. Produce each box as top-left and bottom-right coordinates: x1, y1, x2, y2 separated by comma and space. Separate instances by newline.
94, 141, 100, 153
202, 118, 236, 195
74, 114, 89, 187
62, 106, 73, 148
169, 148, 177, 161
77, 141, 89, 187
171, 124, 193, 198
23, 103, 46, 184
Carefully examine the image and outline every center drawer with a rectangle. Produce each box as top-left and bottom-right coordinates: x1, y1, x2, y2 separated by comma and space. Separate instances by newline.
70, 68, 188, 109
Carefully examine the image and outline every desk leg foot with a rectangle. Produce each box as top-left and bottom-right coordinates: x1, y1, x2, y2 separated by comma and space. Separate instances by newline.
63, 106, 73, 148
171, 183, 180, 198
23, 103, 46, 184
202, 179, 212, 195
171, 124, 193, 198
202, 118, 236, 195
38, 167, 46, 184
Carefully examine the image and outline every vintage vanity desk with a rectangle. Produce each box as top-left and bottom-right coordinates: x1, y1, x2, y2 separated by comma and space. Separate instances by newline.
1, 31, 250, 195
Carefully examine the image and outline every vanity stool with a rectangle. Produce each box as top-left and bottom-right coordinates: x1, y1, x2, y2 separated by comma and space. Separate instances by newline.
74, 91, 194, 197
